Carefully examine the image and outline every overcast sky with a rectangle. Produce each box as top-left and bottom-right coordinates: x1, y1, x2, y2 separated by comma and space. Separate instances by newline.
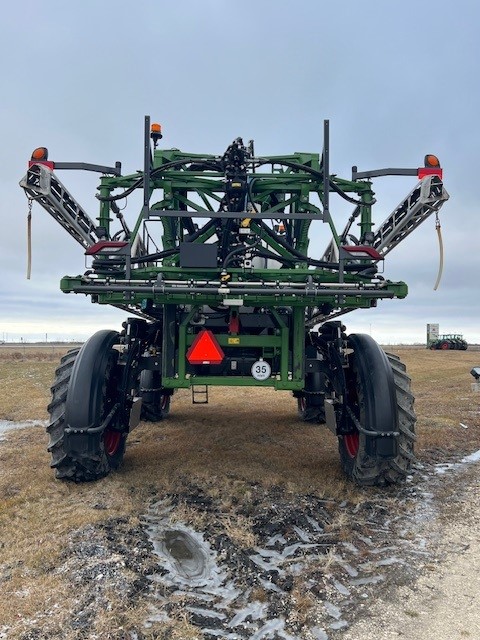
2, 0, 479, 343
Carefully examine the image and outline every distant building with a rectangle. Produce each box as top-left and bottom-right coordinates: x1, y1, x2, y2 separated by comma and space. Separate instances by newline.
427, 323, 439, 345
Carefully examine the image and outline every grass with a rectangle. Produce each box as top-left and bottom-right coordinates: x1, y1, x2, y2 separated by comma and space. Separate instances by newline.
0, 346, 479, 638
386, 348, 480, 457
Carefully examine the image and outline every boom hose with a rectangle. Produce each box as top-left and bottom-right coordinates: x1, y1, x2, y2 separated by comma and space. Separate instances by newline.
433, 218, 443, 291
27, 199, 32, 280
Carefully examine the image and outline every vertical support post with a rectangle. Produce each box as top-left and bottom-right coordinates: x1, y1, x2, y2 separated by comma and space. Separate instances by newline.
162, 304, 177, 381
359, 186, 375, 242
97, 181, 112, 237
322, 120, 330, 220
143, 115, 151, 215
271, 310, 289, 381
292, 306, 305, 383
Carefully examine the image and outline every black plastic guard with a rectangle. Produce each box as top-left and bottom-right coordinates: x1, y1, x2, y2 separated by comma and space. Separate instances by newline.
65, 431, 103, 458
65, 329, 119, 434
348, 334, 399, 459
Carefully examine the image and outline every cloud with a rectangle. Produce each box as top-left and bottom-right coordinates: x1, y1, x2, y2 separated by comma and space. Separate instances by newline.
1, 0, 479, 343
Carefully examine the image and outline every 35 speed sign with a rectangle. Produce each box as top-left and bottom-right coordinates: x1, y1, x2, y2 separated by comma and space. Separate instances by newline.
251, 360, 271, 381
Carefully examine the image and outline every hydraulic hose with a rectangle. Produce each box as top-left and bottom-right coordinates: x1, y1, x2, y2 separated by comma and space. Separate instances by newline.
222, 240, 261, 268
255, 219, 365, 272
98, 158, 223, 203
256, 158, 366, 206
27, 201, 32, 280
433, 217, 444, 291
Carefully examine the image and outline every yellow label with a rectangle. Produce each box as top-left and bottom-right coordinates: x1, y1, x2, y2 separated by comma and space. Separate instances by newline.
228, 337, 240, 345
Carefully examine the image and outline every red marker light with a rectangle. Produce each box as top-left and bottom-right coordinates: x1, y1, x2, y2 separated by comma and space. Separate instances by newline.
418, 167, 443, 180
418, 154, 443, 180
186, 330, 225, 365
341, 245, 384, 260
85, 241, 129, 255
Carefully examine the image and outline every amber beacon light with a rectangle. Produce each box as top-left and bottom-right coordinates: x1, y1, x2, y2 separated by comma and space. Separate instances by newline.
31, 147, 49, 161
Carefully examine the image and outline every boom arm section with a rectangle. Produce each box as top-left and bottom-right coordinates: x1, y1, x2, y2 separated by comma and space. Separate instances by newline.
20, 163, 99, 249
373, 174, 449, 256
19, 118, 449, 324
321, 174, 449, 262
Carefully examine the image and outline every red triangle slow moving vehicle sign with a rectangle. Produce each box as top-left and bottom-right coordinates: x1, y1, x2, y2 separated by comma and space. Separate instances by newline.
186, 329, 225, 365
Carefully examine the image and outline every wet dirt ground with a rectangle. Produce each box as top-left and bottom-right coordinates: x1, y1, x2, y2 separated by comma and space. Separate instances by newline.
137, 458, 480, 639
1, 420, 479, 639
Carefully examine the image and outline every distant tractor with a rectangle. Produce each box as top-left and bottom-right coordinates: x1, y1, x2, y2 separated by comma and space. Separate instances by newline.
20, 117, 449, 486
429, 334, 468, 350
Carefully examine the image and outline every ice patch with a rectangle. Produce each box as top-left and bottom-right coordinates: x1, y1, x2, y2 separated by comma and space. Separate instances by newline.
461, 449, 480, 464
350, 574, 385, 586
333, 579, 350, 596
435, 448, 480, 475
0, 420, 45, 441
329, 619, 349, 630
324, 602, 342, 620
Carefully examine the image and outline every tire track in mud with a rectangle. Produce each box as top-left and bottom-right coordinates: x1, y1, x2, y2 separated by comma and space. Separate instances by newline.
139, 464, 458, 640
3, 419, 478, 639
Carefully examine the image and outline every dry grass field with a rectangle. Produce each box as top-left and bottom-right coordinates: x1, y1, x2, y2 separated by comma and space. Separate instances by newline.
0, 345, 479, 639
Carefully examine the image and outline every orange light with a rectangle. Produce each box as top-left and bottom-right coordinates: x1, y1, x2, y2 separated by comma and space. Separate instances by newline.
151, 123, 162, 134
424, 154, 440, 168
31, 147, 48, 161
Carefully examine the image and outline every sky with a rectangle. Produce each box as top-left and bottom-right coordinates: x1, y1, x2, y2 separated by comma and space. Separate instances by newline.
1, 0, 479, 344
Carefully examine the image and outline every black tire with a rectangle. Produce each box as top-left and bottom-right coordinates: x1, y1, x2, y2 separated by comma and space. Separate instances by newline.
338, 337, 416, 487
47, 333, 127, 482
140, 370, 171, 422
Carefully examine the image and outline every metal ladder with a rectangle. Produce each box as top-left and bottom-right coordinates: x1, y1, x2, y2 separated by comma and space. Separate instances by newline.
191, 385, 209, 404
20, 163, 98, 249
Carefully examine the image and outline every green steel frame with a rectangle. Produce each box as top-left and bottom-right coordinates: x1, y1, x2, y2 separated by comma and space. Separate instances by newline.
25, 117, 419, 392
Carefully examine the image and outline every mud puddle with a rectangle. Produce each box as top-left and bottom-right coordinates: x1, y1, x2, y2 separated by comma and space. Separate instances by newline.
140, 466, 461, 639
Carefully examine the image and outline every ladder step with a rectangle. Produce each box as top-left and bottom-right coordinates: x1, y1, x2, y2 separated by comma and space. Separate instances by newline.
192, 385, 209, 404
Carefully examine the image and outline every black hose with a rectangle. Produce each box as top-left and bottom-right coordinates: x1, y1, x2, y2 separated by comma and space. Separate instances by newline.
222, 240, 261, 268
98, 157, 223, 203
255, 220, 375, 273
247, 178, 260, 214
256, 157, 366, 206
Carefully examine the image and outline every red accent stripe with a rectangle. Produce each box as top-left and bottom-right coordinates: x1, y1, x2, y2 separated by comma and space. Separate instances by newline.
29, 160, 55, 170
417, 167, 443, 180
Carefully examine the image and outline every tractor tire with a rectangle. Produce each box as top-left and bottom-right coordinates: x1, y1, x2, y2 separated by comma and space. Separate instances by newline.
140, 370, 171, 422
47, 331, 127, 482
338, 336, 416, 487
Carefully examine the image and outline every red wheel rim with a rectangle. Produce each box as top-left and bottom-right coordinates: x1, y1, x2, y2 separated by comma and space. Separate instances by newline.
344, 432, 359, 458
104, 430, 121, 456
441, 342, 449, 350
